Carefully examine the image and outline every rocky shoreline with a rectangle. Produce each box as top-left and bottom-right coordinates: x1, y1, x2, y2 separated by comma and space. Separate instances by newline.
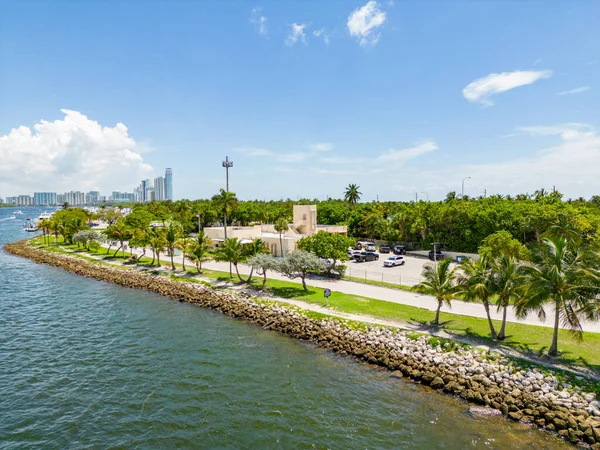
4, 240, 600, 448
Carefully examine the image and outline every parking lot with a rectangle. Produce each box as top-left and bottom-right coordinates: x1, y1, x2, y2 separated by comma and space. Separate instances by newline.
345, 252, 433, 286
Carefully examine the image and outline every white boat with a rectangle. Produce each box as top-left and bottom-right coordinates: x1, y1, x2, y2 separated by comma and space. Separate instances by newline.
38, 211, 53, 221
14, 210, 23, 215
23, 218, 38, 232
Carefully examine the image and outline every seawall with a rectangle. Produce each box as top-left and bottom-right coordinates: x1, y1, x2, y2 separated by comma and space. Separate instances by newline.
4, 240, 600, 448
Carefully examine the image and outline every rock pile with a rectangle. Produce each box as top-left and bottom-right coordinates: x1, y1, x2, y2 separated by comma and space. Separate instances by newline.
5, 240, 600, 448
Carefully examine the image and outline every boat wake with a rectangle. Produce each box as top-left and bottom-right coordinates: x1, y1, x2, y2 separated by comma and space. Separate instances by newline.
0, 216, 17, 221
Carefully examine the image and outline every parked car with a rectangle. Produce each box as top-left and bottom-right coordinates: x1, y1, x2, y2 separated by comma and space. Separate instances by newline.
349, 250, 362, 260
393, 245, 406, 255
379, 244, 391, 253
428, 250, 445, 260
355, 251, 379, 262
365, 243, 377, 252
383, 255, 405, 267
320, 257, 334, 268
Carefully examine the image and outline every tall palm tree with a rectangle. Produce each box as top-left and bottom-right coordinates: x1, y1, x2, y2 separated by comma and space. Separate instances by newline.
516, 236, 600, 356
213, 238, 246, 282
38, 218, 51, 246
274, 217, 288, 257
344, 184, 362, 206
164, 221, 183, 270
103, 220, 133, 258
176, 235, 193, 272
414, 258, 459, 325
212, 189, 238, 241
493, 255, 526, 340
187, 231, 210, 274
458, 253, 497, 339
148, 227, 166, 267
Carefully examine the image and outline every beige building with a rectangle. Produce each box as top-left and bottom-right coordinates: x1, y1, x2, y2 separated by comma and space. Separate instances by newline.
204, 205, 347, 256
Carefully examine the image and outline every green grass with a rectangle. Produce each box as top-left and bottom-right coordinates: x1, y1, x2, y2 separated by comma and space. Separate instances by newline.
30, 238, 600, 373
342, 275, 415, 292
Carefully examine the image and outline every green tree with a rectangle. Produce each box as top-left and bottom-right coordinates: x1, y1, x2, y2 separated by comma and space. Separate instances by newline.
99, 208, 122, 226
493, 255, 526, 340
187, 231, 210, 274
213, 238, 246, 282
129, 227, 150, 259
344, 184, 362, 206
176, 235, 193, 272
247, 253, 278, 290
103, 219, 133, 258
457, 253, 497, 339
414, 258, 459, 325
277, 250, 325, 292
164, 222, 183, 270
243, 238, 269, 282
73, 230, 104, 251
37, 218, 51, 246
298, 231, 354, 275
517, 236, 600, 356
274, 217, 289, 257
478, 230, 529, 260
148, 227, 166, 266
212, 189, 238, 241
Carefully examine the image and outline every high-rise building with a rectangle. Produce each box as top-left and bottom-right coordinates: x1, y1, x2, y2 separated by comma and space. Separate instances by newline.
111, 191, 136, 203
65, 191, 85, 205
56, 194, 66, 205
154, 176, 165, 201
34, 192, 57, 206
85, 191, 100, 204
16, 195, 34, 206
165, 168, 173, 200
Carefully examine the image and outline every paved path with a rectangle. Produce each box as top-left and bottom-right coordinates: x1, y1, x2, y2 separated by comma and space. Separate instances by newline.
99, 243, 600, 333
203, 260, 600, 333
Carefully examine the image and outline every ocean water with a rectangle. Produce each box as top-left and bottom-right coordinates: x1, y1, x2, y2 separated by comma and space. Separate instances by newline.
0, 207, 568, 449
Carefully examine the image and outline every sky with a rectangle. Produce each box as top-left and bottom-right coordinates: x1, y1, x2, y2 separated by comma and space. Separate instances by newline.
1, 0, 599, 202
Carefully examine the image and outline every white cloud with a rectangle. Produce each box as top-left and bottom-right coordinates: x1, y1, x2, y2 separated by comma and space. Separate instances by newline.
377, 140, 438, 162
347, 1, 386, 46
313, 168, 358, 175
276, 152, 308, 162
462, 70, 552, 106
461, 123, 600, 197
312, 29, 330, 45
0, 109, 152, 196
234, 147, 273, 156
557, 86, 591, 96
250, 7, 268, 37
285, 23, 307, 46
309, 142, 334, 152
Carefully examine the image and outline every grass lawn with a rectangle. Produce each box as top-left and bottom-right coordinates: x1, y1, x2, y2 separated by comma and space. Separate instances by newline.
29, 237, 600, 372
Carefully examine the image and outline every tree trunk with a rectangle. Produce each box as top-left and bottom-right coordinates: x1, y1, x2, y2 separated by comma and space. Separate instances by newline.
170, 249, 175, 270
497, 304, 508, 340
196, 261, 203, 274
157, 252, 161, 267
151, 249, 155, 265
140, 249, 146, 259
113, 245, 122, 257
246, 267, 254, 283
279, 233, 284, 257
434, 300, 442, 325
181, 252, 186, 271
548, 301, 561, 356
483, 301, 497, 340
262, 271, 267, 290
234, 263, 244, 282
301, 274, 308, 292
107, 244, 112, 255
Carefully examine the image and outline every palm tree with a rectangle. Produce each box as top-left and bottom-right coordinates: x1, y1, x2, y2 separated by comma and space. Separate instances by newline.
516, 236, 600, 356
212, 189, 238, 241
103, 220, 133, 258
38, 218, 51, 246
344, 184, 362, 206
176, 235, 192, 272
187, 231, 210, 274
148, 228, 166, 267
414, 258, 459, 325
274, 217, 288, 257
243, 238, 269, 282
164, 221, 183, 270
493, 255, 526, 340
458, 253, 497, 339
213, 238, 246, 282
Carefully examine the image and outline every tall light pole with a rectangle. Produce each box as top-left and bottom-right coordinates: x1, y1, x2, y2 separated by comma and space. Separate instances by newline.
461, 177, 471, 198
222, 156, 233, 277
421, 191, 429, 201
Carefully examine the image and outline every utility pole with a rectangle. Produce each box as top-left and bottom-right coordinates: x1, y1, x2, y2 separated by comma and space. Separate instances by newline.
415, 192, 418, 202
483, 189, 487, 198
461, 176, 471, 198
222, 156, 233, 277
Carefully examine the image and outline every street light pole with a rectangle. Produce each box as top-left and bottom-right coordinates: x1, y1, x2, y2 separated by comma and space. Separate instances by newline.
421, 191, 429, 201
222, 156, 234, 277
461, 177, 471, 198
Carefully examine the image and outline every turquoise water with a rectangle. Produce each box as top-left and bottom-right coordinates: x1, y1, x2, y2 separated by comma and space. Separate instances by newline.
0, 207, 567, 449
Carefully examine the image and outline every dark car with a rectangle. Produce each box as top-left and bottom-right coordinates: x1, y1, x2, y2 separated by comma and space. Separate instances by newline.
379, 244, 391, 254
393, 245, 406, 255
428, 250, 445, 261
355, 251, 379, 262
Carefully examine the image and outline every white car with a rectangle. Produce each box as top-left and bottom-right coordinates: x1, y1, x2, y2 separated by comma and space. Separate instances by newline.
383, 255, 405, 267
365, 244, 377, 252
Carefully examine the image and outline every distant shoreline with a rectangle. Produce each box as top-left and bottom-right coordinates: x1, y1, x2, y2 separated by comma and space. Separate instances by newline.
4, 238, 600, 448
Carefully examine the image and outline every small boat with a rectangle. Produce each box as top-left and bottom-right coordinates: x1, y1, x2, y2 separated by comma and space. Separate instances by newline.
23, 218, 38, 232
38, 211, 53, 221
14, 210, 23, 215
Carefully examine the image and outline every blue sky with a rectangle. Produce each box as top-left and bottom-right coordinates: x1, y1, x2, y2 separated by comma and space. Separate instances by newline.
1, 0, 599, 201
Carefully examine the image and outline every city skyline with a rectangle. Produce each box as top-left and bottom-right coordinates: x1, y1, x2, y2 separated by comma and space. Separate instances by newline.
1, 2, 600, 202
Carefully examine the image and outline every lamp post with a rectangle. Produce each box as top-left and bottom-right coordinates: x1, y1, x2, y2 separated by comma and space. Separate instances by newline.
421, 191, 429, 201
461, 177, 471, 198
222, 156, 233, 277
